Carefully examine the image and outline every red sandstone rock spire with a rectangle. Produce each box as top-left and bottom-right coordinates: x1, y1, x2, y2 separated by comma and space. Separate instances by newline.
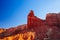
27, 10, 44, 28
28, 10, 34, 17
27, 10, 35, 28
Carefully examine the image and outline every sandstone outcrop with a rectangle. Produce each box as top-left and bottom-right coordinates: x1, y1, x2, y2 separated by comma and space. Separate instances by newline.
0, 10, 60, 40
46, 13, 60, 28
27, 10, 45, 28
0, 28, 6, 33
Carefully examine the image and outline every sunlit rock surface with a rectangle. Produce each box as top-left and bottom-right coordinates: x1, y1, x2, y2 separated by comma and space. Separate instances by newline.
0, 28, 6, 34
0, 10, 60, 40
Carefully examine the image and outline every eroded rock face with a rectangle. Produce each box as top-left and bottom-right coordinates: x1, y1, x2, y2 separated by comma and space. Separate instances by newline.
27, 10, 44, 28
0, 28, 6, 33
0, 10, 60, 40
57, 13, 60, 27
46, 13, 58, 26
46, 13, 60, 28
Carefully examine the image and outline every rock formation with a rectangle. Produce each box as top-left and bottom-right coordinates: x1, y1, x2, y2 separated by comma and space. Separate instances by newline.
0, 10, 60, 40
27, 10, 45, 28
46, 13, 60, 28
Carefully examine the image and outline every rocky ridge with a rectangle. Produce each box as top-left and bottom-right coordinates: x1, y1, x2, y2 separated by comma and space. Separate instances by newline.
0, 10, 60, 40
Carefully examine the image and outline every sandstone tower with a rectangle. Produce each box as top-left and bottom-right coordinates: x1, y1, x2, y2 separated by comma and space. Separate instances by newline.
27, 10, 35, 28
27, 10, 44, 28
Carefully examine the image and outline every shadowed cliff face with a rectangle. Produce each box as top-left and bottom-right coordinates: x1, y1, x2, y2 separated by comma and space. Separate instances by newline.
0, 10, 60, 40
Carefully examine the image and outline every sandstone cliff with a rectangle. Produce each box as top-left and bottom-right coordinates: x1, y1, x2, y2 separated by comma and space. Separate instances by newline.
0, 10, 60, 40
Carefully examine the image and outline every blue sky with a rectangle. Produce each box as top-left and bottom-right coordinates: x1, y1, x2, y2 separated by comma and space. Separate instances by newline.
0, 0, 60, 28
